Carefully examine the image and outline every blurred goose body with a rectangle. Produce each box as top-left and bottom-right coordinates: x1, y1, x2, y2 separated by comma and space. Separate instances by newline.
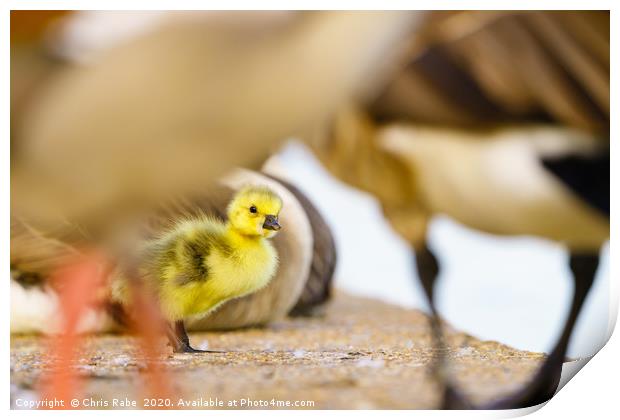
371, 122, 608, 408
313, 108, 608, 407
378, 124, 609, 251
11, 167, 336, 337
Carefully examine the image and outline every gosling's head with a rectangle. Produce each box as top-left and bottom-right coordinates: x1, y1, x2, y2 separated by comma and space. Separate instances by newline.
227, 185, 283, 238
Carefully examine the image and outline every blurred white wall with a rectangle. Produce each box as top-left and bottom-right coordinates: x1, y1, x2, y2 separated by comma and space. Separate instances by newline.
276, 141, 611, 358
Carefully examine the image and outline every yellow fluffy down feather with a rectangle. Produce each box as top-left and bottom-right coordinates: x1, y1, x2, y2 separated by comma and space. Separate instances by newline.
111, 185, 283, 322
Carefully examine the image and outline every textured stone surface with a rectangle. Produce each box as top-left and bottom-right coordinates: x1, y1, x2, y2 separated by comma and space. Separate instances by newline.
11, 292, 546, 409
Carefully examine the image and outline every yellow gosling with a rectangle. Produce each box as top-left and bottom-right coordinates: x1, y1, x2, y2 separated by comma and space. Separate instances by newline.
112, 185, 283, 352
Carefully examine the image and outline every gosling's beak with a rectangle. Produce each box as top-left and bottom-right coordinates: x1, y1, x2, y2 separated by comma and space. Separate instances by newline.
263, 215, 281, 231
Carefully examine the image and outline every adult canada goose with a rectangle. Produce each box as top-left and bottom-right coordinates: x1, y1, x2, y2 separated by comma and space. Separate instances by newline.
310, 11, 609, 408
313, 107, 609, 408
389, 126, 608, 409
11, 167, 337, 338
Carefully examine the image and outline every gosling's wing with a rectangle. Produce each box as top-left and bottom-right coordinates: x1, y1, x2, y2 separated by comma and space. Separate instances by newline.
142, 186, 236, 287
171, 232, 216, 286
143, 223, 232, 288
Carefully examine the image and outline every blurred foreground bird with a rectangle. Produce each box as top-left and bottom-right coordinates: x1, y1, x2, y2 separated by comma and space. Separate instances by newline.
11, 11, 417, 231
11, 10, 401, 402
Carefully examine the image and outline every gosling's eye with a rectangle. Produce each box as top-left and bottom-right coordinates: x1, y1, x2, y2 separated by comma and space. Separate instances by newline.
249, 205, 257, 214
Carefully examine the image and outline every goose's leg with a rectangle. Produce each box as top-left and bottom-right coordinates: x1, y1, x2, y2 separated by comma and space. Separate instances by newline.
167, 320, 223, 353
414, 244, 472, 409
484, 252, 599, 409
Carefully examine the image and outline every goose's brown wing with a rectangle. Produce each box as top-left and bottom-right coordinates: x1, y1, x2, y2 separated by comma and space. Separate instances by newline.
370, 11, 609, 134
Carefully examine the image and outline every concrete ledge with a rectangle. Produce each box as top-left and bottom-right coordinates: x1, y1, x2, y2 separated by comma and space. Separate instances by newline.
11, 292, 545, 409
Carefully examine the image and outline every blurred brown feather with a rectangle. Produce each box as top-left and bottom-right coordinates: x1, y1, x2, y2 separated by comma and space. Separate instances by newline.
10, 216, 88, 277
368, 11, 609, 134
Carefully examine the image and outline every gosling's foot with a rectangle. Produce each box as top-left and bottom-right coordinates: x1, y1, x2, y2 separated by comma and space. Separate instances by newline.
168, 320, 225, 353
172, 342, 225, 354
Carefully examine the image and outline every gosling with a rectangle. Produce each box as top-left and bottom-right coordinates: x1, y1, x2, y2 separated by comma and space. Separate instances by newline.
111, 185, 283, 353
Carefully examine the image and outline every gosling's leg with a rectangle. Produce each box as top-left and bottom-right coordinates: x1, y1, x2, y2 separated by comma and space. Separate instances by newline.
414, 244, 472, 409
167, 320, 223, 353
484, 252, 599, 409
